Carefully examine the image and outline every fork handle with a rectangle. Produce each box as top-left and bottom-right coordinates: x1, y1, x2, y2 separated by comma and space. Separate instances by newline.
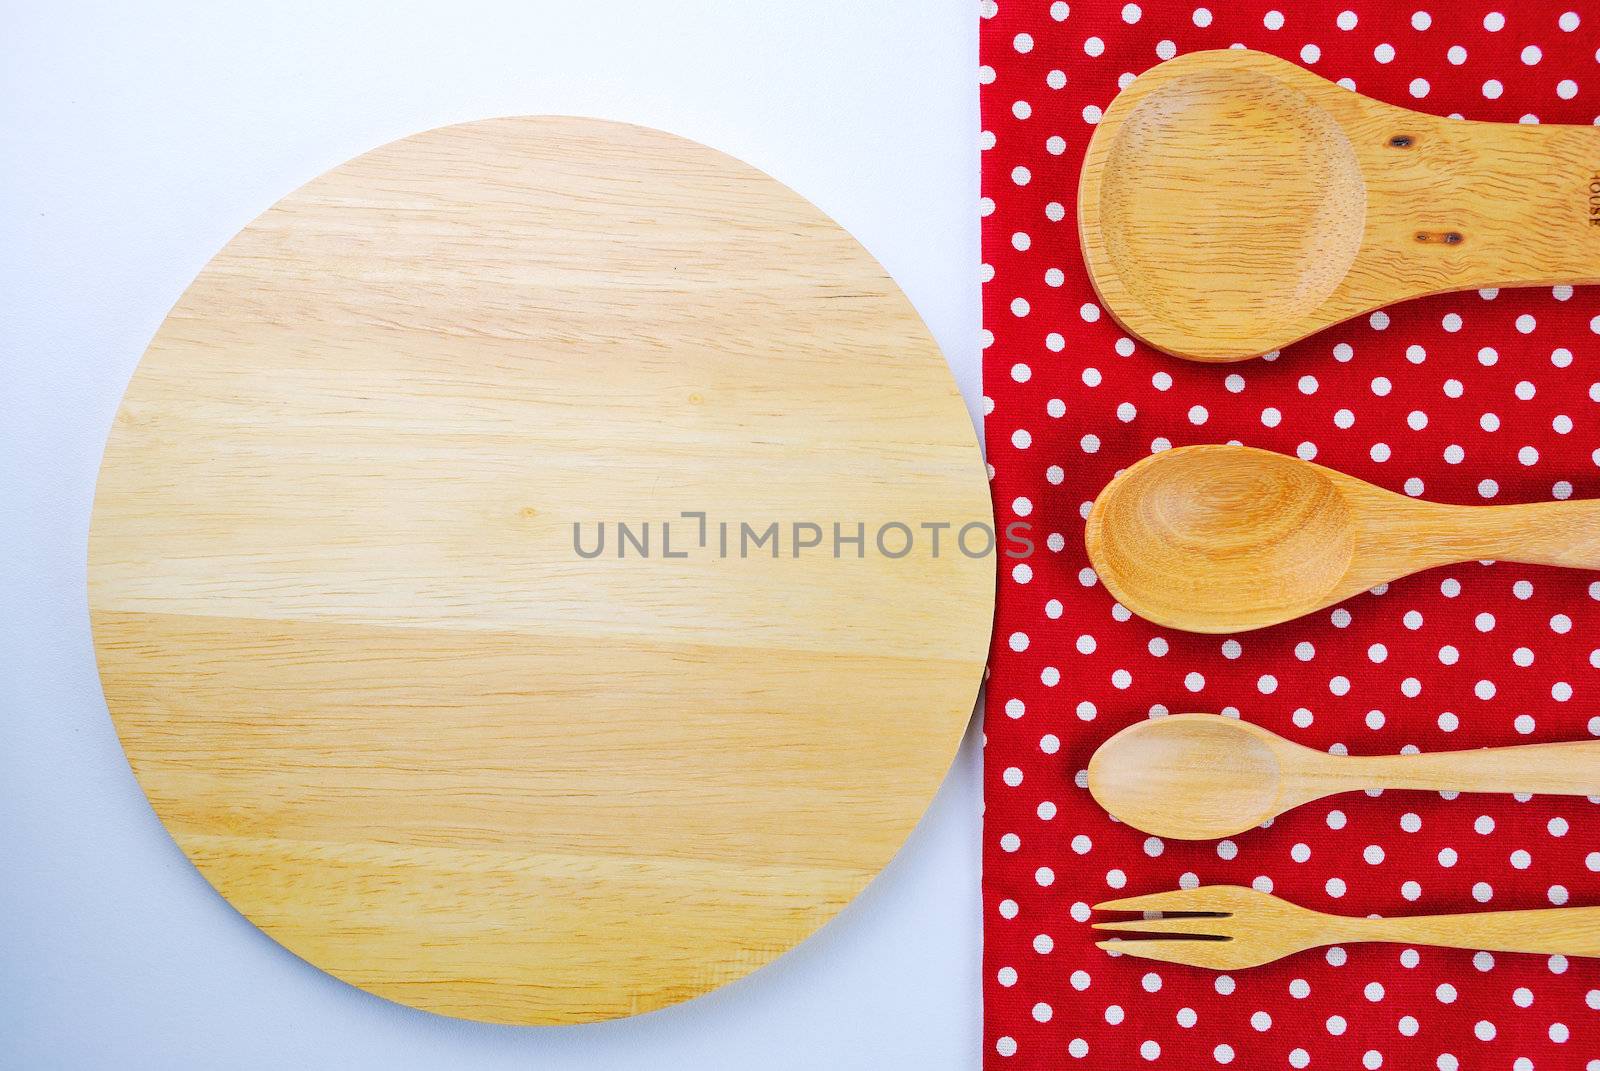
1351, 906, 1600, 957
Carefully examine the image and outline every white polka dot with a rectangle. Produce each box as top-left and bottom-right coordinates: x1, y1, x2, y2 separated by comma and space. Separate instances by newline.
1484, 79, 1504, 99
1374, 42, 1396, 63
1410, 77, 1430, 98
1084, 36, 1104, 56
1264, 9, 1284, 29
1484, 11, 1505, 31
1448, 44, 1467, 64
1522, 44, 1542, 64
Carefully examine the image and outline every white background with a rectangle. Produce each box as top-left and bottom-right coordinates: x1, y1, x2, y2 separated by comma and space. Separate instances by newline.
0, 2, 985, 1068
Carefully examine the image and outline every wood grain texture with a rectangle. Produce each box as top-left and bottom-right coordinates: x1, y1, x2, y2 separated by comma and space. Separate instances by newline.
1084, 444, 1600, 633
1087, 713, 1600, 840
88, 116, 994, 1024
1079, 48, 1600, 362
1094, 886, 1600, 969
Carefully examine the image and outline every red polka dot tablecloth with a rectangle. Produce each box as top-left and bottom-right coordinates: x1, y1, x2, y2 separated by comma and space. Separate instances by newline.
980, 2, 1600, 1068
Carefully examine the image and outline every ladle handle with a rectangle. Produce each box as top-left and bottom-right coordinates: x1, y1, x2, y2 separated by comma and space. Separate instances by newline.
1338, 740, 1600, 796
1349, 906, 1600, 958
1429, 499, 1600, 571
1439, 120, 1600, 286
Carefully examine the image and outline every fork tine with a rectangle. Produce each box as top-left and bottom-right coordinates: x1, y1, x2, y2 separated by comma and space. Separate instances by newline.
1091, 914, 1229, 936
1093, 888, 1220, 913
1097, 938, 1236, 969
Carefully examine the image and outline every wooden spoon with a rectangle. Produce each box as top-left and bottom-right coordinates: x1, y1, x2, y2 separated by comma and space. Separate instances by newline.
1078, 48, 1600, 362
1089, 714, 1600, 840
1084, 444, 1600, 634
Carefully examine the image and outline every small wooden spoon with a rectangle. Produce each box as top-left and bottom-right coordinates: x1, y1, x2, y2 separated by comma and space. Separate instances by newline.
1079, 48, 1600, 362
1085, 444, 1600, 634
1089, 714, 1600, 840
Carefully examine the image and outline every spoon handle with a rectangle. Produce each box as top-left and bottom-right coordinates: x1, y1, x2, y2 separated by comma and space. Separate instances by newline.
1347, 906, 1600, 958
1339, 740, 1600, 796
1426, 499, 1600, 570
1431, 120, 1600, 286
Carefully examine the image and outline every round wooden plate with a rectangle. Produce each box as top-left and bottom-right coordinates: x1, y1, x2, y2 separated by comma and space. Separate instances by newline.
89, 117, 993, 1025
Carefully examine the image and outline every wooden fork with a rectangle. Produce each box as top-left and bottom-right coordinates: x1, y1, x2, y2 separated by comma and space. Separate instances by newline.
1093, 885, 1600, 970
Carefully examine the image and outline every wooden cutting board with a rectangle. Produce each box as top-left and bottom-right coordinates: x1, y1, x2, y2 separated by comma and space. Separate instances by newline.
88, 117, 993, 1025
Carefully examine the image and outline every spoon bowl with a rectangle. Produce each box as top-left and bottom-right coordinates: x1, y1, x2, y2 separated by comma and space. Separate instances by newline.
1079, 49, 1600, 361
1086, 445, 1357, 633
1087, 716, 1291, 841
1085, 444, 1600, 633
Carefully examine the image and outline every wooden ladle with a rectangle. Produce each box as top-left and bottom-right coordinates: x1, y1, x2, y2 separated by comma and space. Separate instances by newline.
1089, 714, 1600, 840
1085, 444, 1600, 634
1078, 48, 1600, 362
